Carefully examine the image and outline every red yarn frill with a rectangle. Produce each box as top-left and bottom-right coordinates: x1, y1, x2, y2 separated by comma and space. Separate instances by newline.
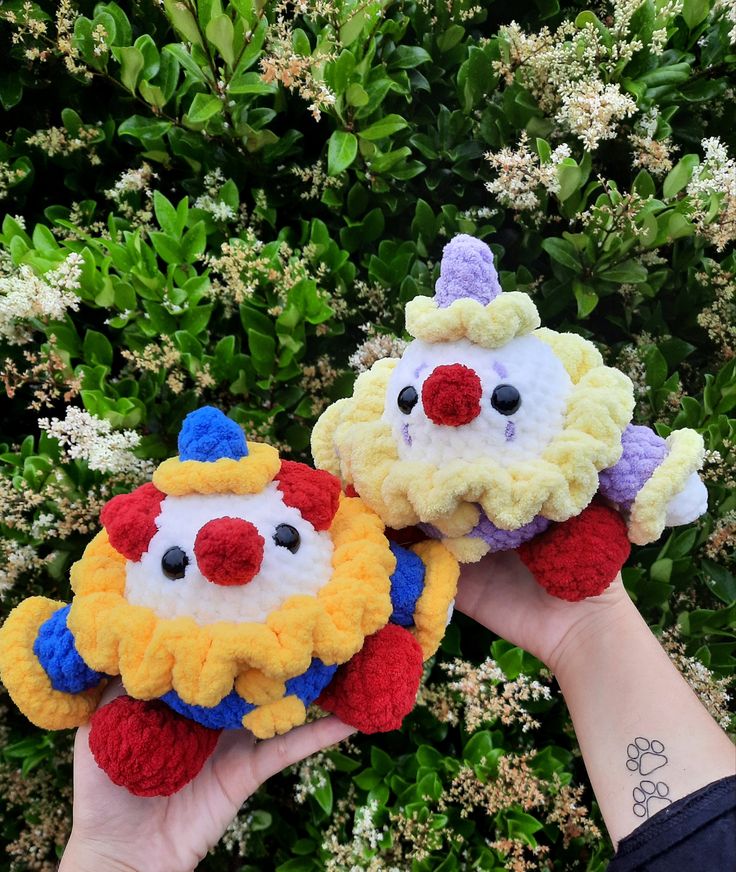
518, 503, 630, 602
100, 483, 166, 561
275, 460, 341, 531
421, 364, 482, 426
194, 516, 264, 586
88, 696, 221, 797
318, 624, 424, 733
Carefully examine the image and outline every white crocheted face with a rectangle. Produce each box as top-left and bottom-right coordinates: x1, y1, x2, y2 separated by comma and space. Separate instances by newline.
124, 482, 334, 625
383, 335, 573, 467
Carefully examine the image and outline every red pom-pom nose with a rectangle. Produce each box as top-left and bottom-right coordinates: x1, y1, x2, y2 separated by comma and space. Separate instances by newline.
194, 517, 265, 586
421, 363, 482, 426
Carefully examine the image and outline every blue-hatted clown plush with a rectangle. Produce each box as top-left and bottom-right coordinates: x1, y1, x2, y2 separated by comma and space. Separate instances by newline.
0, 407, 458, 796
312, 234, 708, 602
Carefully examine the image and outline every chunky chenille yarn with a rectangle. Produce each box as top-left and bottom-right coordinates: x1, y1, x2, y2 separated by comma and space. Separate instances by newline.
0, 407, 459, 796
313, 233, 708, 602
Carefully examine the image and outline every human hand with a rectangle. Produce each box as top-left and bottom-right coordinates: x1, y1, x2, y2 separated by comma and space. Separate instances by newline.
455, 550, 632, 672
60, 683, 353, 872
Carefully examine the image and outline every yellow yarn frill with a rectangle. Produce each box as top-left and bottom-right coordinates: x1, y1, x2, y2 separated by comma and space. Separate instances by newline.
0, 598, 105, 729
405, 293, 540, 347
628, 429, 704, 545
152, 442, 280, 495
68, 495, 395, 708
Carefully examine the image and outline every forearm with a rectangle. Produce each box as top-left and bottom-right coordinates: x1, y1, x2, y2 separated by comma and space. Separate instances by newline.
552, 595, 735, 847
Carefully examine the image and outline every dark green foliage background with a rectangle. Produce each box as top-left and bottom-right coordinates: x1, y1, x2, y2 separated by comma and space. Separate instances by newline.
0, 0, 734, 869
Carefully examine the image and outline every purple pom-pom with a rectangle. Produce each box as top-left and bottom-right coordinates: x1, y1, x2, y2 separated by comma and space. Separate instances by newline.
435, 235, 502, 307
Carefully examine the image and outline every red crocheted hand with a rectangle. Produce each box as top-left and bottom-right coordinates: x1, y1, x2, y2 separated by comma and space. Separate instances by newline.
88, 696, 222, 797
517, 503, 631, 602
318, 624, 424, 733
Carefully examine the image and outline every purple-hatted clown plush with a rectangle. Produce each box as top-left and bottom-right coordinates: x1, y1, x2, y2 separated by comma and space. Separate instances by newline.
313, 234, 708, 601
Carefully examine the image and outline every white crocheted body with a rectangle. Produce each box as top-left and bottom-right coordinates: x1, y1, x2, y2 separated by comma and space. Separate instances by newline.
382, 335, 573, 467
124, 482, 334, 626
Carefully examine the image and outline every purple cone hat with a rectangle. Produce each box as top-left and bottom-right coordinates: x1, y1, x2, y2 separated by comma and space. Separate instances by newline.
404, 234, 541, 348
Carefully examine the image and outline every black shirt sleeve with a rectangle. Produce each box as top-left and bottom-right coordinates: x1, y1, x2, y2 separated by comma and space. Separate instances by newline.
606, 775, 736, 872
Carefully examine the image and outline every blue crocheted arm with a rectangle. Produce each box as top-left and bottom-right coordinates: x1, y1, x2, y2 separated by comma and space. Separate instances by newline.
32, 604, 104, 693
388, 543, 426, 627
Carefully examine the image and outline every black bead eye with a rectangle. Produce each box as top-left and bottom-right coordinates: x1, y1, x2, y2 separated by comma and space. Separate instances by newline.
397, 386, 418, 414
491, 384, 521, 416
274, 524, 300, 553
161, 546, 188, 580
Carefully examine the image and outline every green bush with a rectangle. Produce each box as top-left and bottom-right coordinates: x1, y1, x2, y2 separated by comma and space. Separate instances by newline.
1, 0, 734, 869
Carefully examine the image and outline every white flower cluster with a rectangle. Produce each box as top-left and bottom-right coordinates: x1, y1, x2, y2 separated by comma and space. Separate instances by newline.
687, 137, 736, 251
494, 2, 682, 154
105, 162, 158, 199
715, 0, 736, 44
194, 168, 236, 222
485, 132, 571, 212
556, 80, 637, 152
38, 406, 150, 476
0, 252, 82, 344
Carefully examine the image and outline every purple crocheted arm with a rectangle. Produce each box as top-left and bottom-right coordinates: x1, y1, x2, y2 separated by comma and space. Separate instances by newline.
598, 424, 668, 510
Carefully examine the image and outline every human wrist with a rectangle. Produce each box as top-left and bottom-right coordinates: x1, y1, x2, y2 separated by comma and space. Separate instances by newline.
59, 832, 139, 872
545, 586, 640, 679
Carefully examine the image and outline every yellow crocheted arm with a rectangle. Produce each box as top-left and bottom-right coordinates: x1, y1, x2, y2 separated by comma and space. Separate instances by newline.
0, 597, 105, 730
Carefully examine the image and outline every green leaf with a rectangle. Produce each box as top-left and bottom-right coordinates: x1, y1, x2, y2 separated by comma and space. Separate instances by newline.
353, 768, 382, 790
312, 774, 333, 815
248, 329, 276, 375
150, 232, 183, 264
227, 72, 276, 94
164, 0, 204, 46
535, 137, 551, 163
633, 169, 655, 198
370, 747, 394, 775
339, 8, 367, 46
153, 191, 180, 237
0, 73, 23, 110
644, 345, 668, 388
346, 82, 369, 107
556, 158, 582, 202
359, 114, 408, 141
437, 24, 464, 52
82, 330, 113, 367
463, 731, 494, 765
206, 13, 235, 65
186, 93, 224, 124
541, 237, 582, 271
234, 17, 268, 74
573, 281, 598, 318
118, 115, 172, 144
327, 130, 358, 175
599, 259, 648, 284
663, 154, 700, 198
390, 46, 432, 69
163, 43, 208, 82
181, 221, 206, 262
682, 0, 710, 28
181, 304, 212, 334
116, 46, 143, 93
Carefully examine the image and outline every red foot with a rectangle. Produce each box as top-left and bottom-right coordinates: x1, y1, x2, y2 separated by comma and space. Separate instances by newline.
518, 503, 630, 602
318, 624, 424, 733
89, 696, 221, 797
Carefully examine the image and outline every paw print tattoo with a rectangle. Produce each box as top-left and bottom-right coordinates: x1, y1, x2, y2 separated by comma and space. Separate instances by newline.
626, 737, 668, 776
632, 780, 672, 819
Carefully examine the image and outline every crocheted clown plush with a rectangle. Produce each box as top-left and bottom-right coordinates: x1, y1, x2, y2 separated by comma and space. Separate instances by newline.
0, 407, 457, 797
312, 234, 708, 602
